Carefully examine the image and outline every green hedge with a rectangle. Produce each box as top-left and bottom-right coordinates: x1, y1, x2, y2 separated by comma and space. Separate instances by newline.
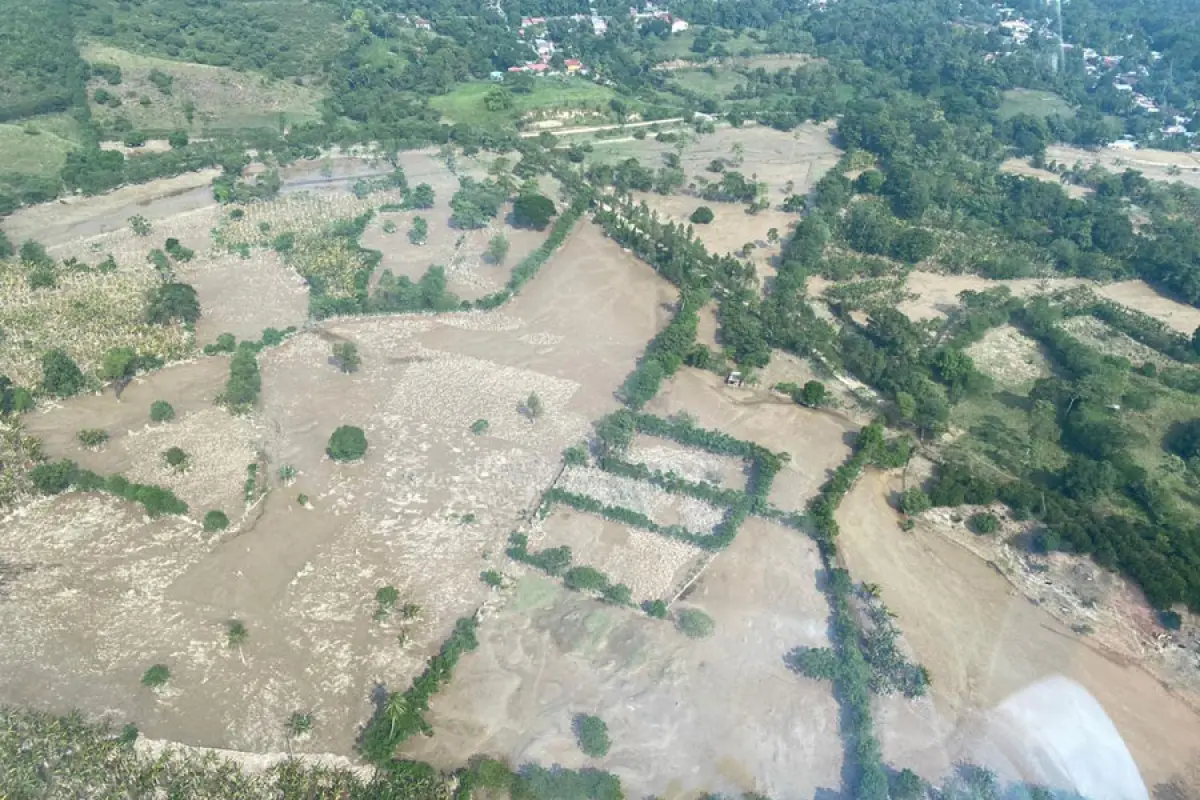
32, 460, 188, 518
541, 487, 713, 548
359, 614, 480, 765
597, 455, 747, 507
506, 533, 633, 606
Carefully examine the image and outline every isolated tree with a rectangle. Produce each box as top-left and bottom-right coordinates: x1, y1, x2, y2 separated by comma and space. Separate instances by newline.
766, 227, 780, 244
332, 341, 361, 373
141, 664, 170, 688
150, 400, 175, 422
522, 392, 544, 421
146, 282, 200, 325
573, 714, 611, 757
163, 446, 190, 472
327, 425, 367, 461
128, 215, 152, 236
801, 381, 830, 407
405, 183, 435, 209
690, 206, 714, 224
408, 216, 429, 245
40, 349, 85, 397
487, 233, 510, 265
99, 346, 138, 381
512, 192, 556, 230
674, 608, 714, 639
900, 488, 931, 516
226, 619, 248, 649
286, 712, 314, 737
203, 510, 229, 532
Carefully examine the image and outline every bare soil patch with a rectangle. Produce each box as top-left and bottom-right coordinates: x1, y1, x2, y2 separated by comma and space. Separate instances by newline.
835, 469, 1200, 793
556, 465, 726, 533
625, 434, 746, 489
408, 516, 841, 799
1096, 280, 1200, 335
897, 271, 1084, 321
1046, 144, 1200, 191
529, 507, 706, 602
0, 217, 676, 756
177, 250, 310, 345
965, 324, 1052, 389
645, 368, 856, 512
999, 158, 1091, 199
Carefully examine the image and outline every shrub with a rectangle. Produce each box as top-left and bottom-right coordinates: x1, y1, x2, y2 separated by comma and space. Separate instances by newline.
219, 343, 260, 412
149, 400, 175, 422
77, 429, 109, 448
674, 607, 715, 639
968, 512, 1000, 535
481, 569, 503, 587
140, 664, 170, 688
573, 714, 611, 758
287, 712, 314, 737
41, 349, 86, 397
327, 426, 367, 462
374, 585, 399, 620
690, 206, 714, 224
564, 443, 588, 466
203, 510, 229, 532
278, 465, 297, 484
204, 333, 237, 355
563, 566, 609, 592
470, 418, 489, 435
162, 447, 190, 472
30, 460, 77, 495
226, 619, 248, 648
601, 583, 633, 605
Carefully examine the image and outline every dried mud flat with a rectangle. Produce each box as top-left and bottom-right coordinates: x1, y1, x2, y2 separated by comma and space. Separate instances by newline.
406, 516, 842, 800
0, 220, 676, 755
835, 469, 1200, 794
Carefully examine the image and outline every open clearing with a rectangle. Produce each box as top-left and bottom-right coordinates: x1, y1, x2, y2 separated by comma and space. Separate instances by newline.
965, 324, 1052, 389
997, 89, 1075, 120
999, 158, 1091, 199
82, 42, 323, 133
407, 515, 841, 799
836, 469, 1200, 794
431, 79, 615, 127
0, 217, 675, 755
0, 123, 76, 179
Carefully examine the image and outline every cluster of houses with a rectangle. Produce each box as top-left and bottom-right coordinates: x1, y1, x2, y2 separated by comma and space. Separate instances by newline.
990, 4, 1194, 143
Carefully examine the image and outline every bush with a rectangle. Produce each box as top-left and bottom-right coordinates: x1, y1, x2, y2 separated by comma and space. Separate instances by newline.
563, 566, 609, 592
968, 512, 1000, 534
481, 569, 503, 587
140, 664, 170, 688
203, 333, 237, 355
203, 510, 230, 532
30, 460, 77, 495
327, 426, 367, 462
471, 418, 489, 434
41, 349, 85, 397
674, 607, 715, 639
690, 206, 714, 224
77, 428, 109, 448
149, 400, 175, 422
219, 343, 260, 412
573, 714, 611, 758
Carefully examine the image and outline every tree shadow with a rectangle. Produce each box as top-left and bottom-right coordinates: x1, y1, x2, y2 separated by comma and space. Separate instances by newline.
993, 389, 1033, 412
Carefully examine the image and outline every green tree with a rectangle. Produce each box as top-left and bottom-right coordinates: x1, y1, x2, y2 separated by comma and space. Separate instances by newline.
327, 425, 367, 461
203, 510, 229, 532
408, 216, 429, 245
146, 283, 200, 325
674, 608, 715, 639
404, 183, 435, 209
150, 400, 175, 422
512, 192, 557, 230
690, 206, 714, 224
900, 488, 931, 516
226, 619, 248, 649
332, 341, 361, 373
99, 346, 138, 381
573, 714, 611, 758
487, 233, 510, 265
522, 392, 544, 421
30, 460, 77, 494
799, 380, 827, 408
140, 664, 170, 688
128, 215, 152, 236
40, 349, 85, 397
77, 428, 109, 448
470, 418, 489, 435
162, 446, 190, 472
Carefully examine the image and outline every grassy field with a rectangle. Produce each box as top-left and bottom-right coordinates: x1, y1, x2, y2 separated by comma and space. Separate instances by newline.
82, 42, 323, 135
653, 28, 767, 61
0, 120, 78, 176
431, 78, 615, 126
668, 67, 745, 100
997, 88, 1075, 120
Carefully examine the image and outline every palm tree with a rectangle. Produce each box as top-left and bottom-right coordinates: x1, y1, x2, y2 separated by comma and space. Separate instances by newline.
385, 692, 410, 739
